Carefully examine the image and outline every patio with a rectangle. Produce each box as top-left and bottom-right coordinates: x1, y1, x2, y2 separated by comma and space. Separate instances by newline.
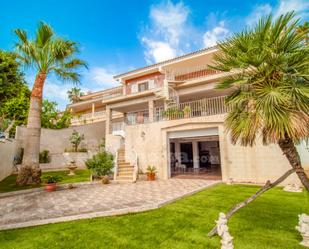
0, 179, 219, 231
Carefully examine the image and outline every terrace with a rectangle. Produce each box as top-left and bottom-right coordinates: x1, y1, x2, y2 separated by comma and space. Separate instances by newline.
124, 95, 228, 126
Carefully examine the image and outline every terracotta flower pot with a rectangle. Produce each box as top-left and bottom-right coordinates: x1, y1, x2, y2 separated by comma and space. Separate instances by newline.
147, 172, 156, 181
45, 183, 57, 192
101, 175, 110, 184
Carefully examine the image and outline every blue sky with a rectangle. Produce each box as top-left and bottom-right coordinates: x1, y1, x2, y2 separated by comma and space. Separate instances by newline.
1, 0, 308, 109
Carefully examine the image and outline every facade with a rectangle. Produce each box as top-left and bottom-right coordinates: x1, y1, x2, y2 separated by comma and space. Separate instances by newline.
68, 47, 308, 184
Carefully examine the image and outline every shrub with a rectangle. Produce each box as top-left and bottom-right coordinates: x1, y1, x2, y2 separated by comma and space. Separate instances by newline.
69, 130, 85, 152
42, 175, 62, 184
86, 150, 114, 177
39, 150, 50, 163
146, 165, 157, 174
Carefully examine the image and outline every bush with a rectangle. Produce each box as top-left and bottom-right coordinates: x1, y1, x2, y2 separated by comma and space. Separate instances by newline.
69, 130, 85, 152
39, 150, 50, 163
42, 175, 62, 184
86, 150, 114, 177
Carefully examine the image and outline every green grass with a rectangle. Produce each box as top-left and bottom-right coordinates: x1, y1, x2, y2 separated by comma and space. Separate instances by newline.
0, 170, 91, 193
0, 184, 308, 249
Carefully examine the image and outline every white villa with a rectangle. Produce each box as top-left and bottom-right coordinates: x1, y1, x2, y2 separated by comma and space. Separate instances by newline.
68, 47, 309, 184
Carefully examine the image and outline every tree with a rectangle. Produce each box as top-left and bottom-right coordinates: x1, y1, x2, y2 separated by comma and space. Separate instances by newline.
41, 99, 71, 129
67, 87, 84, 103
296, 21, 309, 44
69, 130, 84, 152
208, 12, 309, 236
14, 22, 87, 185
0, 50, 30, 136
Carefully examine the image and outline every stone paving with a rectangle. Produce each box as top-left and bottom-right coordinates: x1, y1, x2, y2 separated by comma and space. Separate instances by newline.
0, 179, 219, 230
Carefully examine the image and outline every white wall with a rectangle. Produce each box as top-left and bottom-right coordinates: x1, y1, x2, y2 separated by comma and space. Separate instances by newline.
15, 121, 105, 171
0, 140, 16, 181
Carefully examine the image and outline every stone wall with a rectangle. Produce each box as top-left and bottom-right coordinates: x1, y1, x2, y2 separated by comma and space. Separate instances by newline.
0, 140, 17, 181
15, 121, 105, 171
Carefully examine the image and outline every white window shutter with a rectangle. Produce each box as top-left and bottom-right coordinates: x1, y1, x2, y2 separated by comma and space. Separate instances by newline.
131, 84, 138, 93
148, 79, 155, 89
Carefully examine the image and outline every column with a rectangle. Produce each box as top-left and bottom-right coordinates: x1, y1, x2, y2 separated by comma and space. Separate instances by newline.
192, 141, 199, 170
91, 103, 95, 118
175, 141, 181, 167
105, 107, 112, 135
148, 99, 154, 122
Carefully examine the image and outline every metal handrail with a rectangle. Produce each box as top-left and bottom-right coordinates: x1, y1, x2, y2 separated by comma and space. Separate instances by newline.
113, 150, 118, 181
132, 150, 138, 182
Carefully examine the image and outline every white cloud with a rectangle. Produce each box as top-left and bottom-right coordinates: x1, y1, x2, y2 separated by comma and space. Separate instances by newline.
274, 0, 309, 19
44, 81, 71, 102
86, 67, 117, 89
141, 39, 176, 64
246, 4, 272, 26
150, 0, 189, 46
25, 66, 120, 110
141, 1, 192, 63
246, 0, 309, 27
203, 21, 230, 48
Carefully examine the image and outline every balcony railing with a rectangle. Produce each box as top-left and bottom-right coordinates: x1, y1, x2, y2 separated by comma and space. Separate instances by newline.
71, 110, 106, 125
112, 122, 125, 132
165, 65, 221, 82
125, 110, 149, 125
154, 95, 228, 121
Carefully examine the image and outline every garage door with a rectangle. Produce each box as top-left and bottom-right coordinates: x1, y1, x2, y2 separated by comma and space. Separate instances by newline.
168, 127, 219, 139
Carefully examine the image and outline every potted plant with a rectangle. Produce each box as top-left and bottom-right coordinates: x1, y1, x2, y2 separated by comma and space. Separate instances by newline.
163, 108, 183, 120
42, 175, 62, 192
146, 166, 157, 181
183, 106, 191, 118
85, 144, 114, 184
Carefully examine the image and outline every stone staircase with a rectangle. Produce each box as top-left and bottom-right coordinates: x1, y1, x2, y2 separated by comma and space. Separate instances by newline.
114, 146, 135, 182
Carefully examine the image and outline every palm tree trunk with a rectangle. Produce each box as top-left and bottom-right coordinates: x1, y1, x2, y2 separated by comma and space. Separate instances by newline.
16, 72, 46, 185
278, 136, 309, 192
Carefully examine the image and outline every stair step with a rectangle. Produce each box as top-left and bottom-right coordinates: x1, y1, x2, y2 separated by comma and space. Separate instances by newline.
118, 167, 133, 172
116, 176, 133, 180
117, 173, 133, 178
118, 163, 131, 167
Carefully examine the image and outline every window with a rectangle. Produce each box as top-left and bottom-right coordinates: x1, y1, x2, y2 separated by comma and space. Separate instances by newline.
138, 82, 149, 92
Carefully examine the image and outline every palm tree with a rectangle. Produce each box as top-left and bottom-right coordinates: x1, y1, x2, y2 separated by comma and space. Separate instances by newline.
207, 11, 309, 238
211, 12, 309, 191
296, 21, 309, 43
67, 87, 84, 103
14, 22, 87, 185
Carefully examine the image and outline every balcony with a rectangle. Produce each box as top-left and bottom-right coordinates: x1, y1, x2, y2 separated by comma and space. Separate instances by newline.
154, 95, 228, 122
125, 110, 149, 125
165, 65, 222, 82
71, 111, 106, 126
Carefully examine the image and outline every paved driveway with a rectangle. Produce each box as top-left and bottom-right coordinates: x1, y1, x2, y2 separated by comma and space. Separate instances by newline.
0, 179, 219, 230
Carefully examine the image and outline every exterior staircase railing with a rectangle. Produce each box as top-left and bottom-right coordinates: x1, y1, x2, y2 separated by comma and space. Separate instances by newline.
132, 150, 138, 182
113, 150, 118, 181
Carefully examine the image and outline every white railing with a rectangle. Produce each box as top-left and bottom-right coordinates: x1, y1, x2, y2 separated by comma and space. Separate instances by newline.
71, 111, 106, 125
131, 150, 138, 182
112, 122, 125, 132
165, 65, 221, 82
113, 150, 118, 181
102, 92, 123, 101
154, 95, 229, 121
126, 110, 149, 125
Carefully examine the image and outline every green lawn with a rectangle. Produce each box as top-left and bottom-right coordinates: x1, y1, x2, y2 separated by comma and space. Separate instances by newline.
0, 170, 91, 193
0, 184, 308, 249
